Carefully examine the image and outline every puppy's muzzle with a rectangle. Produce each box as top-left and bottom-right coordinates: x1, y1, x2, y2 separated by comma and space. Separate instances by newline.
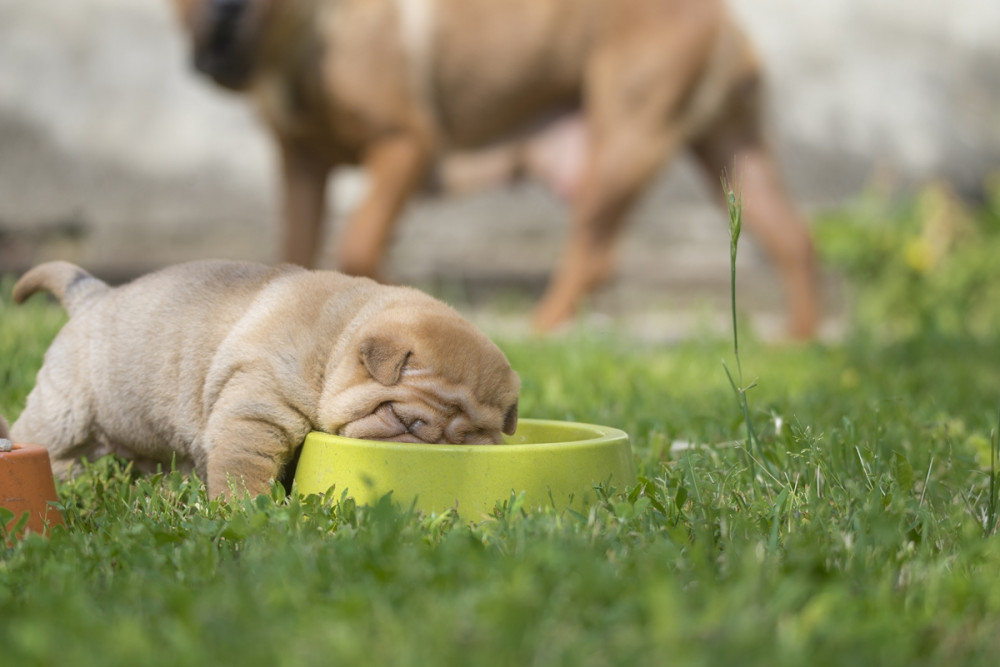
339, 403, 426, 444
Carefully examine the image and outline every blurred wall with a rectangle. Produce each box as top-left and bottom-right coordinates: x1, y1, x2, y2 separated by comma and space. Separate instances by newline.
0, 0, 997, 290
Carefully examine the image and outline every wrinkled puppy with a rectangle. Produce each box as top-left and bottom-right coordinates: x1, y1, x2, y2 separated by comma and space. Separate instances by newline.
9, 261, 519, 498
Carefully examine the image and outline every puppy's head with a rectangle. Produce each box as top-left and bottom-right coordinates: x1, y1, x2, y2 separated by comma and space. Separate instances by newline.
171, 0, 273, 90
319, 302, 520, 445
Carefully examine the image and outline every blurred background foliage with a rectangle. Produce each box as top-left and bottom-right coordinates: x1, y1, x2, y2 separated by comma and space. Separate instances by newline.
817, 174, 1000, 341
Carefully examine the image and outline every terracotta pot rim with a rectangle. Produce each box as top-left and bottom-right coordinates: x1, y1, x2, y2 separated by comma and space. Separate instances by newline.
1, 442, 46, 455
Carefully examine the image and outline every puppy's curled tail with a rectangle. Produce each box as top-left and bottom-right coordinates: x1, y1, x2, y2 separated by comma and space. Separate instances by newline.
13, 261, 109, 316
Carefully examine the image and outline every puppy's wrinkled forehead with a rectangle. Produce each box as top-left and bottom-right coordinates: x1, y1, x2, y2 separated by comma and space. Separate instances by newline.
360, 304, 520, 406
420, 316, 516, 399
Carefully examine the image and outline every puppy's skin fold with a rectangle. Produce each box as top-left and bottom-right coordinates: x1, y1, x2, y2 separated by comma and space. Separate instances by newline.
10, 260, 519, 498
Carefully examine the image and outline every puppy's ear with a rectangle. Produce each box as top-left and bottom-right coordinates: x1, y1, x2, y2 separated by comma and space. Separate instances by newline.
502, 401, 518, 436
359, 335, 410, 386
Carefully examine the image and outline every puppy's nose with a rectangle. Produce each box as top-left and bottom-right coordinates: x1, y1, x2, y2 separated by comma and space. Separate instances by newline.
400, 415, 425, 432
401, 416, 434, 442
391, 408, 446, 443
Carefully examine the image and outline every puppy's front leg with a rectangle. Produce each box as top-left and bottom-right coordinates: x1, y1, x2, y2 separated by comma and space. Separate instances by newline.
336, 135, 432, 279
202, 384, 311, 499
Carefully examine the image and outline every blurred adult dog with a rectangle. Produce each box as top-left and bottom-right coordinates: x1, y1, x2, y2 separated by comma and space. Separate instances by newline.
170, 0, 819, 338
8, 260, 519, 498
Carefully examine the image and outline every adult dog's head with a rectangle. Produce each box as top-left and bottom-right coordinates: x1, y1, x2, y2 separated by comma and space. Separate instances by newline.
318, 299, 520, 446
171, 0, 275, 90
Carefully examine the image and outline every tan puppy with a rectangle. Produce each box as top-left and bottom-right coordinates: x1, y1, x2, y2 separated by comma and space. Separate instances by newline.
169, 0, 820, 339
8, 260, 519, 498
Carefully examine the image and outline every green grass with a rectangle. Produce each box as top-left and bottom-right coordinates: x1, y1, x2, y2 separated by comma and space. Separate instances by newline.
4, 185, 1000, 665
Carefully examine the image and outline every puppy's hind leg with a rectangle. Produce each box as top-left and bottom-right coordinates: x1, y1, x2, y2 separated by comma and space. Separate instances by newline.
9, 350, 97, 479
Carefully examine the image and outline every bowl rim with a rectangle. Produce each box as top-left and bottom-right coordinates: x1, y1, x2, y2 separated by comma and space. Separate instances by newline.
303, 417, 629, 454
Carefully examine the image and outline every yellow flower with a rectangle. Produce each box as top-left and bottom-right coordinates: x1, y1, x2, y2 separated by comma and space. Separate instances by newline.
904, 236, 935, 273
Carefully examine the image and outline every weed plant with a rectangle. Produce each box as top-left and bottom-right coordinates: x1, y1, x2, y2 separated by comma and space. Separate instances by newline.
2, 188, 1000, 665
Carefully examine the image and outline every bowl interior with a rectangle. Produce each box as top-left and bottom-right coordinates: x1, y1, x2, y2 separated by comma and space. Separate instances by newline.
501, 420, 621, 447
294, 418, 635, 516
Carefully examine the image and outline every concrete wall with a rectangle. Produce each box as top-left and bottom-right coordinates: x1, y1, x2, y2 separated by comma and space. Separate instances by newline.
0, 0, 997, 301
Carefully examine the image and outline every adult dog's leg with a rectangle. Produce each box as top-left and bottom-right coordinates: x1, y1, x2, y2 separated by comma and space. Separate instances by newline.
531, 126, 682, 332
279, 139, 332, 268
336, 136, 431, 280
532, 6, 719, 332
690, 73, 819, 340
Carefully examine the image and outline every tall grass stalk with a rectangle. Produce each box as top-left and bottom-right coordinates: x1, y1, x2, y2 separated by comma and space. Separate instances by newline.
988, 400, 1000, 536
720, 177, 775, 486
725, 178, 744, 381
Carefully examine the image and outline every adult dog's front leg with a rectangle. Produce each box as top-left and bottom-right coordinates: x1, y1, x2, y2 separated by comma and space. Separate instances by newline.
336, 135, 431, 280
279, 139, 332, 268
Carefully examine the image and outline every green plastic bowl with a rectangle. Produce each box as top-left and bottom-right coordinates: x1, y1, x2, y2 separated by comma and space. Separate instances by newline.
294, 418, 635, 516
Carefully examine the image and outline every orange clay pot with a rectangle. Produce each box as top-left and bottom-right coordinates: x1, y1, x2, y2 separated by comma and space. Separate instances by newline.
1, 442, 63, 538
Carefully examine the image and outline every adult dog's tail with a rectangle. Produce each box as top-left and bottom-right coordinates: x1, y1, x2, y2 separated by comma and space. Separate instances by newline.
13, 261, 109, 316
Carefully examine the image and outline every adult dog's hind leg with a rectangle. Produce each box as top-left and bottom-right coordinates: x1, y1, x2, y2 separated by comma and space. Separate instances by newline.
532, 8, 719, 332
531, 125, 684, 332
690, 76, 819, 340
